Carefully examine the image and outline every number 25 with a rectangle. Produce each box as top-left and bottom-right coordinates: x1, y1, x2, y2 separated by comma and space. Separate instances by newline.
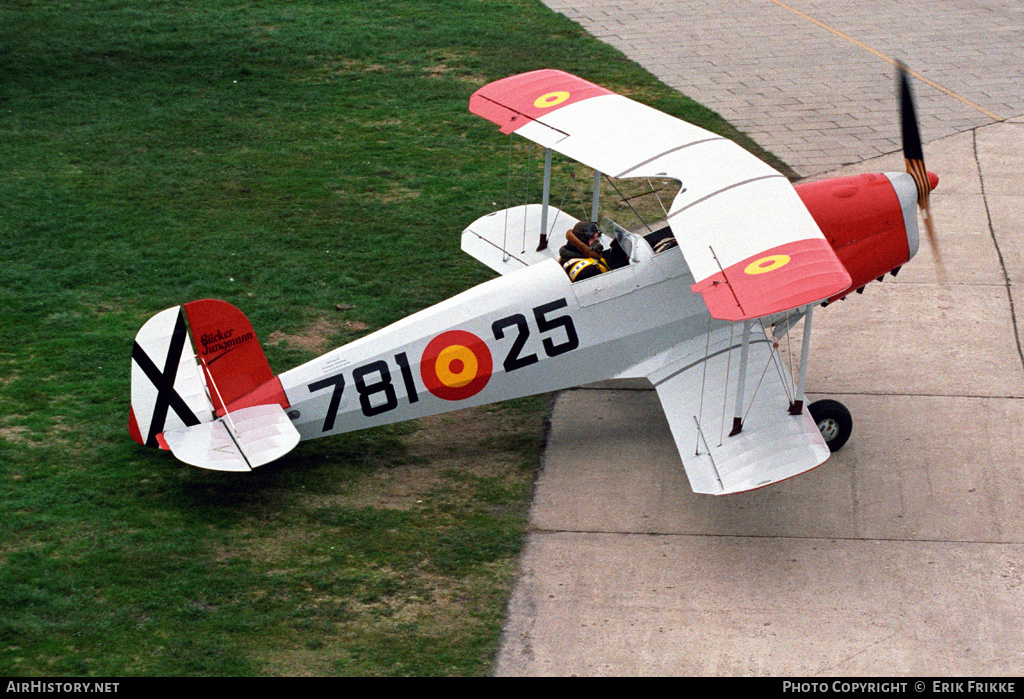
491, 298, 579, 373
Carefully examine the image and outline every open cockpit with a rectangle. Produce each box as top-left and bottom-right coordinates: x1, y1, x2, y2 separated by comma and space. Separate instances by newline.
459, 135, 685, 285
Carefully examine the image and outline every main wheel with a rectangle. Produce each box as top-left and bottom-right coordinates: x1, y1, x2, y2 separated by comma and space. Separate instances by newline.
808, 399, 852, 452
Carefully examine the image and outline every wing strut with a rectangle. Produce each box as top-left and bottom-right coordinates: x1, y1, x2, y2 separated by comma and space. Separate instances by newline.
538, 148, 552, 250
730, 319, 754, 435
789, 304, 815, 415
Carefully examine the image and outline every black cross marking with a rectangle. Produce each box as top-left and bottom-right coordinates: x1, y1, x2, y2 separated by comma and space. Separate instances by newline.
132, 308, 201, 447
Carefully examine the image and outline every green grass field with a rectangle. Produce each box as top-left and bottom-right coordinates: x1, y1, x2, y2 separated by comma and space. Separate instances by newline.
0, 0, 782, 676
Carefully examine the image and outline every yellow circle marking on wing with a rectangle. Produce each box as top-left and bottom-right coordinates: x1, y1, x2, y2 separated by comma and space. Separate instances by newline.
534, 91, 571, 109
745, 254, 791, 275
435, 345, 479, 388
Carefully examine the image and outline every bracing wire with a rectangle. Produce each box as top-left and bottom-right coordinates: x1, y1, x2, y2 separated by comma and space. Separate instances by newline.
760, 317, 795, 404
763, 316, 794, 403
785, 310, 795, 380
604, 175, 653, 232
552, 164, 576, 238
742, 335, 780, 424
571, 165, 591, 221
647, 178, 670, 219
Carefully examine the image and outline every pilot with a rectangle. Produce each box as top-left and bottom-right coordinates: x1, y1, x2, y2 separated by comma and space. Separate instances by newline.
559, 221, 622, 282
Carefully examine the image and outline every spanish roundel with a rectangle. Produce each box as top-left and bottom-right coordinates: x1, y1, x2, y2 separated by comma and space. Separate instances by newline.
420, 330, 493, 401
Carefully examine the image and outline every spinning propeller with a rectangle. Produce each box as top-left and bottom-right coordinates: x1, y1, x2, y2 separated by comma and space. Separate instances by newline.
898, 62, 942, 271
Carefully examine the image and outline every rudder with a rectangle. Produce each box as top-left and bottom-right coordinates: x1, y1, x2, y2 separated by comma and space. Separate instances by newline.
182, 299, 281, 415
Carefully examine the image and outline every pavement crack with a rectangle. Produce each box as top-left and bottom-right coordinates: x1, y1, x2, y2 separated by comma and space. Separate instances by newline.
973, 127, 1024, 374
820, 632, 900, 676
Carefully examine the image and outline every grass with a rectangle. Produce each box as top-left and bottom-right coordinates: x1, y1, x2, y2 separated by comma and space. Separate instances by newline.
0, 0, 780, 676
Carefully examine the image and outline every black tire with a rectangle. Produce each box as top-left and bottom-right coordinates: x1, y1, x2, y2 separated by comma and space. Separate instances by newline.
808, 399, 852, 452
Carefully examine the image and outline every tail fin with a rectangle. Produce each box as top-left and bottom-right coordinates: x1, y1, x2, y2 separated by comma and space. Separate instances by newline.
129, 300, 297, 471
129, 305, 212, 448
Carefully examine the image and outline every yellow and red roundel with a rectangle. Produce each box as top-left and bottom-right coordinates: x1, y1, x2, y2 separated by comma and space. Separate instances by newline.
420, 330, 493, 401
744, 254, 791, 275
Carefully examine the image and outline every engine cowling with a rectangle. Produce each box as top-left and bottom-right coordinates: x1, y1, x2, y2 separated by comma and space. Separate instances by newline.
796, 171, 936, 301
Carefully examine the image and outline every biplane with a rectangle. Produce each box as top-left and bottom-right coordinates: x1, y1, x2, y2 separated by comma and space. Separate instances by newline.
129, 67, 939, 495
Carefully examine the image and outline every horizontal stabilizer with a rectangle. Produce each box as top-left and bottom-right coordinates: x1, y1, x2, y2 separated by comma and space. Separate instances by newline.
163, 404, 300, 472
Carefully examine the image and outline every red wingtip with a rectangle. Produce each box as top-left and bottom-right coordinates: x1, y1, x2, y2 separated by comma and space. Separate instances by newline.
470, 70, 612, 134
692, 238, 852, 321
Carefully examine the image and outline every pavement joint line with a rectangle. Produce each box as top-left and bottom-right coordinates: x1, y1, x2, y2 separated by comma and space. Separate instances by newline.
571, 386, 1024, 400
817, 391, 1024, 400
767, 0, 1005, 122
524, 529, 1024, 546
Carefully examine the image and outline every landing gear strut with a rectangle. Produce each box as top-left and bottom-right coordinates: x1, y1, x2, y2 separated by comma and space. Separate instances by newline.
808, 399, 852, 452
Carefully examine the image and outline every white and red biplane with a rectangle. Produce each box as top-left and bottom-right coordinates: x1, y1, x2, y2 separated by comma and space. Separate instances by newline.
129, 68, 938, 495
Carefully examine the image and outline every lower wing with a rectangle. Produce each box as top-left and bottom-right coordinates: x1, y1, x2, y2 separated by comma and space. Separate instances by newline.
644, 325, 829, 495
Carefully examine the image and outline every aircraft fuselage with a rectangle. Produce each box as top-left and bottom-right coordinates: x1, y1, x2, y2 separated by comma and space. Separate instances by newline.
276, 242, 714, 441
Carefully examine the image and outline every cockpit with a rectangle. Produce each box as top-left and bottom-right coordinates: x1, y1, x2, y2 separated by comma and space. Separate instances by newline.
558, 216, 679, 283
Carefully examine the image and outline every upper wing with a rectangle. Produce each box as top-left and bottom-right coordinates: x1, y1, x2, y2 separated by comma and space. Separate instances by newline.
643, 325, 830, 495
470, 70, 852, 320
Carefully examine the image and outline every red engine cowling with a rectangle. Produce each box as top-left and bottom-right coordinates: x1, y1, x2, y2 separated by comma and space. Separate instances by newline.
795, 171, 936, 301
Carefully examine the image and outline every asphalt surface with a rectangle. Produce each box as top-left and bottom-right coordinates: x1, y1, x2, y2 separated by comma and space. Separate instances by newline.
493, 0, 1024, 676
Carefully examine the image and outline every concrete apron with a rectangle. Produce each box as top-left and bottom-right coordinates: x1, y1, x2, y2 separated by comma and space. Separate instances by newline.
494, 119, 1024, 676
